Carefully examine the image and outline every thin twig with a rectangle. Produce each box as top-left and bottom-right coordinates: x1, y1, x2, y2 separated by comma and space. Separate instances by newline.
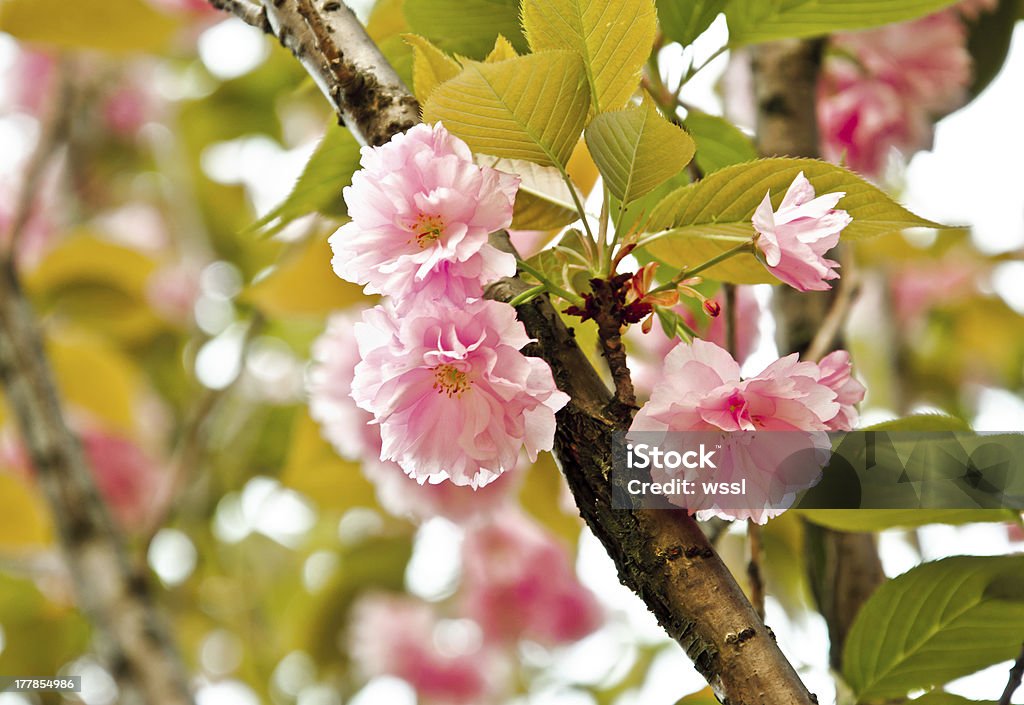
205, 0, 271, 32
4, 60, 74, 256
804, 248, 861, 363
999, 642, 1024, 705
747, 519, 766, 621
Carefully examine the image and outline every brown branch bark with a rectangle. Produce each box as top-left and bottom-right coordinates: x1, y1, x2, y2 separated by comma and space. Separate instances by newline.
999, 642, 1024, 705
751, 38, 886, 670
0, 258, 194, 705
208, 2, 819, 701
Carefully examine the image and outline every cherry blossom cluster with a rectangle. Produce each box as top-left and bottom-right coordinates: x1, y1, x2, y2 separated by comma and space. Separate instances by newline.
321, 123, 568, 490
817, 0, 994, 177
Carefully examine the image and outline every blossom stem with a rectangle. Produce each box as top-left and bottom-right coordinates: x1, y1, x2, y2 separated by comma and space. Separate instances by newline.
747, 519, 766, 620
648, 241, 753, 295
508, 285, 547, 307
516, 259, 585, 306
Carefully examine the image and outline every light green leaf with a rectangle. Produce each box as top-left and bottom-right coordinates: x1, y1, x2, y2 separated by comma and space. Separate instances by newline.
725, 0, 961, 46
683, 111, 757, 174
965, 0, 1018, 98
403, 0, 527, 59
423, 51, 591, 168
860, 414, 972, 432
642, 158, 948, 284
477, 156, 583, 230
403, 34, 461, 103
0, 0, 179, 53
798, 509, 1017, 532
522, 0, 657, 112
910, 695, 998, 705
250, 126, 361, 237
585, 100, 696, 204
843, 555, 1024, 699
657, 0, 727, 47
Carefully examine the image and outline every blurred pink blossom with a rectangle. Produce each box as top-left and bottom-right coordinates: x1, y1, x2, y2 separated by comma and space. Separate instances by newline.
2, 426, 165, 532
460, 510, 602, 646
629, 340, 862, 523
889, 259, 979, 324
351, 299, 568, 488
818, 10, 973, 177
10, 49, 57, 116
146, 261, 203, 325
753, 172, 851, 291
349, 594, 501, 704
330, 123, 519, 309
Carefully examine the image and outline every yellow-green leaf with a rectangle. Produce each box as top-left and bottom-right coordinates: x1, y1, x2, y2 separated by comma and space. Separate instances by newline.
585, 99, 696, 204
484, 34, 519, 62
643, 158, 948, 283
725, 0, 961, 46
798, 509, 1017, 532
0, 0, 179, 53
423, 51, 591, 168
477, 156, 582, 230
403, 34, 461, 103
522, 0, 657, 112
0, 473, 53, 550
684, 111, 758, 174
244, 234, 367, 317
403, 0, 527, 59
658, 0, 727, 47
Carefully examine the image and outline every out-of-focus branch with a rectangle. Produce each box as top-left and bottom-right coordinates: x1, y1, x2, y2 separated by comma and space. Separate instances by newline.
750, 38, 886, 669
220, 1, 818, 701
3, 60, 74, 256
0, 259, 195, 705
999, 642, 1024, 705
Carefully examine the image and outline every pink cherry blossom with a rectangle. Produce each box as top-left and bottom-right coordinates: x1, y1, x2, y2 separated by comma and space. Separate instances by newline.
460, 510, 602, 646
629, 340, 862, 523
350, 299, 569, 488
752, 172, 851, 291
309, 311, 522, 519
348, 593, 502, 704
818, 10, 972, 177
330, 123, 519, 308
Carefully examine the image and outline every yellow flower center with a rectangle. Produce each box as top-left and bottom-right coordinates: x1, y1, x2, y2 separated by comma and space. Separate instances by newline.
411, 214, 445, 249
432, 363, 472, 398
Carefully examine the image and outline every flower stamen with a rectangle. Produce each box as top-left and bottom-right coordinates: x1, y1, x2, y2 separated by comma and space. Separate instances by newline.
432, 363, 472, 397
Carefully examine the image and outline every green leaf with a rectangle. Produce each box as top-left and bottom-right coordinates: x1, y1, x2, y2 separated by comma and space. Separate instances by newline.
725, 0, 962, 45
0, 0, 179, 53
642, 158, 948, 284
843, 555, 1024, 699
683, 111, 758, 174
657, 0, 727, 46
250, 126, 361, 237
522, 0, 657, 112
798, 509, 1017, 532
477, 156, 583, 230
423, 51, 592, 168
485, 34, 520, 62
860, 414, 972, 432
910, 695, 998, 705
585, 100, 696, 204
965, 0, 1018, 98
403, 34, 461, 103
403, 0, 527, 59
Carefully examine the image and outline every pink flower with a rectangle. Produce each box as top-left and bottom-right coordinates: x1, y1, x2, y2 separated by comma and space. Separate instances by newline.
629, 340, 862, 522
460, 510, 602, 646
330, 123, 519, 308
351, 299, 569, 488
309, 312, 519, 521
817, 351, 866, 432
753, 172, 851, 291
818, 11, 972, 177
348, 594, 502, 704
146, 261, 203, 325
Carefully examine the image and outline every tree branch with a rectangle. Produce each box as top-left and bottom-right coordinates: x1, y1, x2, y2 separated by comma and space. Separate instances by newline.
999, 642, 1024, 705
206, 0, 270, 32
226, 3, 818, 700
0, 258, 195, 705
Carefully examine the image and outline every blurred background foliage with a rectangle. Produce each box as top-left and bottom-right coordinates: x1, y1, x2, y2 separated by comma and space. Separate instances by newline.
0, 0, 1022, 704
